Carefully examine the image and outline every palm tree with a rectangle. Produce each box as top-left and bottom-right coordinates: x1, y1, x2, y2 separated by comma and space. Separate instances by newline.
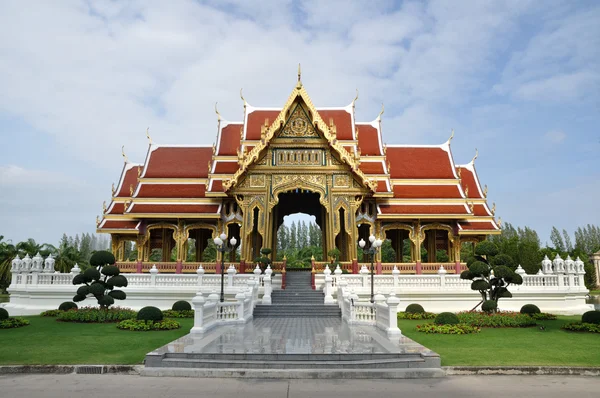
0, 236, 17, 293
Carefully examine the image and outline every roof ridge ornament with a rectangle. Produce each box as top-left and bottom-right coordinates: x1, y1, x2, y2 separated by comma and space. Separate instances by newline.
376, 103, 384, 122
111, 183, 116, 197
121, 145, 128, 163
448, 129, 454, 143
352, 89, 359, 109
146, 127, 152, 145
471, 148, 478, 164
215, 102, 221, 122
240, 88, 247, 108
483, 184, 488, 198
297, 63, 302, 88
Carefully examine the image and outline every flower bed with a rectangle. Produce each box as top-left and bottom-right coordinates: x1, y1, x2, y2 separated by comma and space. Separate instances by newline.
397, 312, 436, 320
57, 307, 136, 323
0, 317, 30, 329
456, 311, 537, 328
40, 310, 63, 317
116, 319, 181, 331
561, 322, 600, 333
162, 309, 194, 318
416, 323, 480, 334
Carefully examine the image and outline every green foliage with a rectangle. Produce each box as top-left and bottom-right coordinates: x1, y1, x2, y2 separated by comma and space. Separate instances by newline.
530, 313, 557, 320
471, 280, 490, 291
40, 310, 63, 317
581, 310, 600, 325
405, 303, 425, 314
481, 300, 498, 313
83, 268, 100, 282
72, 294, 87, 302
0, 307, 8, 320
116, 318, 181, 331
416, 323, 480, 334
137, 306, 163, 322
76, 286, 89, 296
162, 310, 194, 318
490, 253, 516, 269
89, 250, 115, 267
468, 261, 490, 277
106, 275, 128, 288
101, 265, 120, 276
456, 311, 537, 327
260, 248, 272, 255
57, 306, 136, 323
89, 282, 105, 296
58, 302, 78, 311
460, 270, 473, 280
520, 304, 541, 315
108, 290, 126, 300
72, 274, 86, 285
475, 240, 499, 257
561, 322, 600, 333
434, 312, 459, 325
172, 301, 192, 311
0, 317, 30, 329
327, 248, 341, 260
397, 312, 436, 320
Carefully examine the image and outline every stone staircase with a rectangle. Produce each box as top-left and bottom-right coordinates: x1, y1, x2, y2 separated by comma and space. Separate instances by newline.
253, 270, 341, 318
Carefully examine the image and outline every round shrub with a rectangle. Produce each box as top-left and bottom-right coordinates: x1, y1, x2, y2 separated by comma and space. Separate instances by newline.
58, 301, 78, 311
90, 250, 115, 267
108, 290, 127, 300
172, 301, 192, 311
0, 308, 8, 321
83, 268, 101, 282
72, 274, 86, 285
89, 282, 106, 296
101, 265, 120, 276
481, 300, 498, 313
107, 275, 128, 288
469, 261, 490, 277
520, 304, 541, 315
434, 312, 459, 325
475, 240, 499, 257
137, 306, 163, 322
471, 280, 490, 291
405, 303, 425, 314
76, 286, 89, 296
582, 310, 600, 325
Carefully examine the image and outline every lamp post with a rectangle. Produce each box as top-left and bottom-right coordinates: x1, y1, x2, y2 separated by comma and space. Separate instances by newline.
214, 232, 237, 303
359, 235, 382, 303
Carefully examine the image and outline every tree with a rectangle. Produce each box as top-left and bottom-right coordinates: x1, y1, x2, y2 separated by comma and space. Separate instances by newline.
72, 250, 127, 309
563, 229, 573, 252
289, 222, 297, 251
550, 226, 565, 252
0, 236, 17, 294
460, 240, 523, 312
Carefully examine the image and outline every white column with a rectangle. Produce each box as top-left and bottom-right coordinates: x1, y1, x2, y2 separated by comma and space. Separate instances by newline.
385, 292, 401, 336
227, 265, 236, 287
196, 265, 204, 286
191, 294, 206, 334
262, 275, 272, 305
150, 264, 158, 286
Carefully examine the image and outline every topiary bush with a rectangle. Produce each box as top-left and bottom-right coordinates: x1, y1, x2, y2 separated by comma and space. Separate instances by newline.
137, 306, 163, 322
0, 317, 30, 329
434, 312, 459, 325
162, 309, 194, 318
520, 304, 541, 315
405, 303, 425, 314
172, 301, 192, 311
416, 323, 480, 334
58, 301, 78, 311
481, 300, 498, 313
57, 307, 136, 323
0, 307, 8, 321
72, 250, 127, 309
582, 310, 600, 325
117, 318, 181, 331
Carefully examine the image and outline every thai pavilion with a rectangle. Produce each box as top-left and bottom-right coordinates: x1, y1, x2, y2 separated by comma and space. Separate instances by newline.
97, 75, 499, 275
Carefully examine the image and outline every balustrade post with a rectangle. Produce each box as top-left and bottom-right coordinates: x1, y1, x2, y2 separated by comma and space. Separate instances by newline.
191, 294, 206, 334
575, 257, 586, 290
376, 260, 382, 275
385, 293, 401, 336
176, 260, 183, 274
227, 265, 236, 287
438, 266, 447, 288
136, 260, 142, 273
352, 258, 358, 274
553, 254, 565, 288
262, 275, 272, 305
392, 265, 399, 287
235, 292, 246, 321
415, 261, 422, 275
311, 256, 316, 290
150, 265, 158, 286
281, 256, 287, 290
196, 265, 205, 286
324, 273, 334, 304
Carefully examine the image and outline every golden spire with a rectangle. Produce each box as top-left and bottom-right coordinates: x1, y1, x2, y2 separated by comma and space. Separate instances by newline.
111, 183, 116, 197
215, 102, 221, 122
146, 127, 152, 145
471, 148, 478, 163
297, 63, 302, 88
240, 88, 247, 108
121, 145, 128, 163
376, 103, 384, 121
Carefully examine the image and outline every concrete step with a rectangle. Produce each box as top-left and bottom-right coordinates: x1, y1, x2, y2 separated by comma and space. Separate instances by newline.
158, 357, 426, 369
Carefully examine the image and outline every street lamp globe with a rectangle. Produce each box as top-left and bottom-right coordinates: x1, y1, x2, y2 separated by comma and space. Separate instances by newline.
230, 237, 237, 246
369, 235, 376, 243
219, 232, 227, 241
214, 237, 223, 246
359, 239, 366, 248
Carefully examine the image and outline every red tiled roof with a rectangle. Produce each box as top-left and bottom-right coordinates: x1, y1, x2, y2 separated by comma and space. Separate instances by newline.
386, 147, 456, 179
107, 202, 125, 214
359, 161, 385, 174
392, 185, 463, 199
246, 110, 281, 140
100, 220, 139, 230
209, 180, 224, 192
473, 204, 491, 217
144, 147, 212, 178
376, 181, 389, 192
458, 166, 482, 199
379, 204, 468, 215
116, 166, 141, 198
136, 184, 206, 198
128, 204, 220, 214
213, 161, 239, 174
318, 110, 353, 140
357, 124, 382, 156
218, 124, 242, 156
459, 221, 497, 231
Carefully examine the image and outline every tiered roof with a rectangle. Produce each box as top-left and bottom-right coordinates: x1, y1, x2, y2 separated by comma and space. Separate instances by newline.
97, 83, 500, 236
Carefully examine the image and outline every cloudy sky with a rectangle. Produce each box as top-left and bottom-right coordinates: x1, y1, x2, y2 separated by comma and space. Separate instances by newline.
0, 0, 599, 247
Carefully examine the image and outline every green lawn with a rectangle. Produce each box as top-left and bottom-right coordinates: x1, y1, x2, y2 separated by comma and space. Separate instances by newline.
590, 290, 600, 295
0, 316, 193, 365
398, 316, 600, 367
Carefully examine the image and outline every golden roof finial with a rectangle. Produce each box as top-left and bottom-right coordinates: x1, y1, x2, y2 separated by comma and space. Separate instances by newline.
377, 103, 385, 121
448, 129, 454, 143
111, 183, 116, 197
483, 184, 488, 198
457, 167, 462, 180
468, 201, 474, 213
465, 186, 469, 198
121, 145, 128, 163
129, 184, 134, 196
137, 166, 141, 178
471, 148, 478, 163
352, 89, 359, 108
102, 201, 107, 214
215, 102, 221, 122
297, 63, 302, 88
96, 215, 100, 227
498, 217, 502, 227
146, 127, 152, 145
240, 88, 247, 108
491, 202, 496, 215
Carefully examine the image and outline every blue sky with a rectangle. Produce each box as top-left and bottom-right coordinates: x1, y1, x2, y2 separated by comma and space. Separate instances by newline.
0, 0, 598, 247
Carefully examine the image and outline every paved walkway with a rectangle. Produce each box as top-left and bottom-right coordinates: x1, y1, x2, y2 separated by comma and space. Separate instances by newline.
1, 374, 598, 398
148, 317, 432, 356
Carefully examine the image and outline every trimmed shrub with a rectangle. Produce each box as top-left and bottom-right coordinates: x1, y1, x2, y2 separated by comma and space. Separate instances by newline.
101, 265, 120, 276
562, 322, 600, 333
416, 323, 480, 334
475, 240, 499, 257
471, 280, 491, 291
434, 312, 459, 325
117, 318, 181, 331
58, 302, 78, 312
57, 307, 136, 323
162, 309, 194, 318
582, 310, 600, 325
0, 308, 9, 321
520, 304, 541, 315
457, 311, 536, 328
530, 313, 557, 321
405, 303, 425, 314
41, 310, 63, 317
0, 317, 29, 329
137, 306, 163, 322
481, 300, 498, 313
90, 250, 115, 267
397, 312, 436, 320
172, 301, 192, 311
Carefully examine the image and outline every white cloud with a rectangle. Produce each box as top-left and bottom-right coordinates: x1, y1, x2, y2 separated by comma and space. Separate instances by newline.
544, 130, 567, 144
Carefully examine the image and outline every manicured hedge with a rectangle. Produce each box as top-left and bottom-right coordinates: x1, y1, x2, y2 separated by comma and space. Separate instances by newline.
57, 307, 136, 323
116, 319, 181, 331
